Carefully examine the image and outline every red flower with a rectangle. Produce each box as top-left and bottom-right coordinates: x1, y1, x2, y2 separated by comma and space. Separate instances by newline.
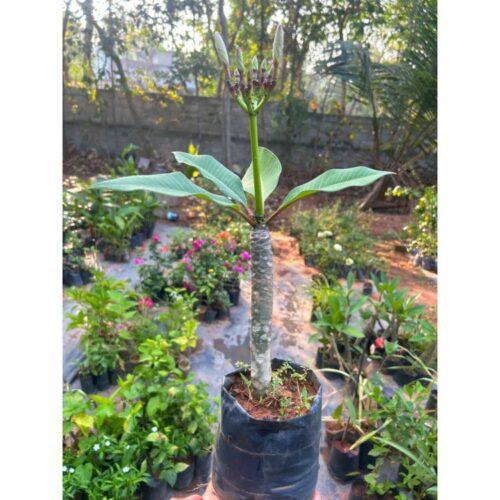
374, 337, 385, 350
218, 231, 230, 239
138, 296, 154, 309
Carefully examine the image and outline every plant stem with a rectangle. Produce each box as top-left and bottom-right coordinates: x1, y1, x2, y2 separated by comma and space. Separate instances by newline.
250, 225, 273, 397
248, 113, 264, 218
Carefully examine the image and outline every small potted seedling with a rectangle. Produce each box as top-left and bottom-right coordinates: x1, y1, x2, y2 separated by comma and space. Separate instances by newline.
92, 25, 390, 499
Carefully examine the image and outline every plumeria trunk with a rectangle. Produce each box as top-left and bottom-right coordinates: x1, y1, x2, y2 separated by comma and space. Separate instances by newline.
250, 224, 273, 397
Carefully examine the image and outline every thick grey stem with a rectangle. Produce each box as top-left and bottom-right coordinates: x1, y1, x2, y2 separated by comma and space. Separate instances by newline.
250, 225, 273, 397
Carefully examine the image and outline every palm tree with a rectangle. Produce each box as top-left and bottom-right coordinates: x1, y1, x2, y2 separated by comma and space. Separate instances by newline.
93, 25, 390, 397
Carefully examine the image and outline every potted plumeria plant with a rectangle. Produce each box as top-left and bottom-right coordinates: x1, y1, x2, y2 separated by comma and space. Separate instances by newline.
93, 25, 390, 499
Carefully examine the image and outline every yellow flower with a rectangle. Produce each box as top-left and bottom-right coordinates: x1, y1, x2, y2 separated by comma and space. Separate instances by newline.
208, 269, 214, 273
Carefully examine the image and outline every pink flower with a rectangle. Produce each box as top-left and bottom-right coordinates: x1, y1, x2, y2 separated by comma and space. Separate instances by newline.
374, 337, 385, 350
182, 281, 193, 291
240, 251, 251, 261
186, 264, 193, 272
232, 265, 245, 273
139, 296, 154, 309
133, 258, 145, 265
153, 234, 160, 242
223, 261, 229, 268
210, 239, 217, 245
192, 239, 205, 251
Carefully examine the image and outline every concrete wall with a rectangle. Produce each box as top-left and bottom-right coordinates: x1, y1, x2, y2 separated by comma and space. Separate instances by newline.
63, 88, 436, 182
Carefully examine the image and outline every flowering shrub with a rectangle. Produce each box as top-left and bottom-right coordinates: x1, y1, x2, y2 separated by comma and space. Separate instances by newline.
168, 232, 250, 309
135, 234, 169, 302
289, 202, 383, 277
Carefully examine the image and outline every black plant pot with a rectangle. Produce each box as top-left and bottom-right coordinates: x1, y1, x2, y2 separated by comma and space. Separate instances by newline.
103, 249, 128, 263
415, 255, 423, 267
143, 221, 155, 239
93, 371, 110, 391
216, 307, 230, 320
328, 440, 360, 483
195, 453, 212, 483
79, 373, 95, 394
355, 268, 365, 281
362, 281, 373, 296
227, 288, 240, 306
141, 477, 167, 500
426, 384, 438, 413
173, 461, 195, 490
108, 369, 120, 386
359, 439, 376, 474
130, 232, 145, 249
63, 270, 83, 287
316, 349, 343, 381
212, 359, 323, 499
204, 308, 217, 323
80, 269, 93, 285
422, 256, 438, 273
304, 255, 318, 267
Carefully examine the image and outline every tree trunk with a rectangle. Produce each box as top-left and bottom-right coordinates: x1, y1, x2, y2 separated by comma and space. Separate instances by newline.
250, 224, 273, 397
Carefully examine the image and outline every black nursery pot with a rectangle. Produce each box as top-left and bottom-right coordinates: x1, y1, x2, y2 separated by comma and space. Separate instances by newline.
108, 369, 120, 386
195, 452, 212, 483
141, 477, 167, 500
204, 308, 218, 323
80, 269, 93, 285
93, 371, 110, 391
63, 270, 84, 287
359, 439, 376, 474
212, 359, 323, 500
316, 349, 343, 381
130, 232, 145, 249
362, 281, 373, 296
328, 439, 360, 483
422, 256, 438, 273
426, 384, 438, 413
103, 249, 128, 263
173, 461, 195, 490
79, 373, 95, 394
304, 255, 318, 267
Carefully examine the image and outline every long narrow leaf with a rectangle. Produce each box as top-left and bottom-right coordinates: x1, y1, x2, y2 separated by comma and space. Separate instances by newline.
271, 167, 392, 219
173, 151, 247, 205
92, 172, 238, 209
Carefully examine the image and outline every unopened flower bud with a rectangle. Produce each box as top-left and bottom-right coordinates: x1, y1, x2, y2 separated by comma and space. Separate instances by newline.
235, 46, 245, 73
214, 32, 231, 78
272, 25, 284, 66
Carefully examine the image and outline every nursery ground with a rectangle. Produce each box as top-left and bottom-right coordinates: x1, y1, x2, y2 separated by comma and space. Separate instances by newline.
63, 215, 434, 499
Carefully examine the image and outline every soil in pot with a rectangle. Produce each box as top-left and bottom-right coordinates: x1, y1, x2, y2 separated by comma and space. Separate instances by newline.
172, 459, 195, 490
79, 373, 95, 394
328, 438, 361, 483
212, 359, 322, 499
348, 477, 380, 500
93, 371, 110, 391
325, 420, 346, 448
195, 452, 212, 483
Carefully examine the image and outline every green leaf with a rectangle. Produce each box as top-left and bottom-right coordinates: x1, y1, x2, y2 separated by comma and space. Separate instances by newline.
345, 398, 357, 422
164, 469, 177, 487
341, 326, 365, 339
276, 167, 392, 214
242, 147, 282, 202
174, 462, 189, 473
332, 403, 343, 420
71, 413, 94, 435
92, 172, 238, 209
173, 151, 247, 205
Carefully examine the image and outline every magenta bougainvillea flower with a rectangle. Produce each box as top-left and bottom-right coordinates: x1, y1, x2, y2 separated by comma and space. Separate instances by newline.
232, 265, 245, 273
240, 251, 251, 261
192, 239, 205, 251
133, 258, 145, 265
153, 233, 160, 242
138, 296, 154, 309
186, 264, 193, 272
